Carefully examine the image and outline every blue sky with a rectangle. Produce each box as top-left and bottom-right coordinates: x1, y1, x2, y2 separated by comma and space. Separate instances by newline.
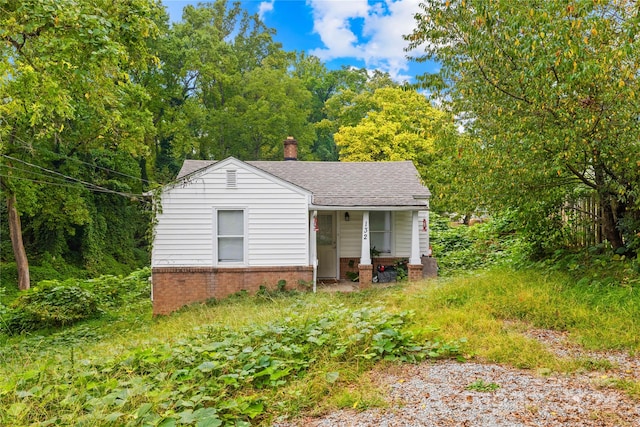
161, 0, 439, 83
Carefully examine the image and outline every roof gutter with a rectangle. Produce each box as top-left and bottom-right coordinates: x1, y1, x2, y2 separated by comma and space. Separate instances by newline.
308, 204, 429, 211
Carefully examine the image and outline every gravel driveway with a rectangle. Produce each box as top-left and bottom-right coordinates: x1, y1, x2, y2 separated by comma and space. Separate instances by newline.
275, 329, 640, 426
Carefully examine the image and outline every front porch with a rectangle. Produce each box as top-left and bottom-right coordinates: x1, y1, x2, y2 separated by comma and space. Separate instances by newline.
310, 209, 430, 289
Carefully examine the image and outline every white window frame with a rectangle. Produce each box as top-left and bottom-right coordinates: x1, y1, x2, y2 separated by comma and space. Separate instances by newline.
370, 211, 393, 255
214, 208, 248, 266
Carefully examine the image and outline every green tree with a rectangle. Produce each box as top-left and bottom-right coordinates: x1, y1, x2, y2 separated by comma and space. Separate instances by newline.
407, 0, 640, 251
145, 0, 313, 170
334, 87, 474, 214
322, 70, 397, 129
292, 54, 377, 160
226, 64, 313, 160
0, 0, 160, 289
315, 69, 398, 160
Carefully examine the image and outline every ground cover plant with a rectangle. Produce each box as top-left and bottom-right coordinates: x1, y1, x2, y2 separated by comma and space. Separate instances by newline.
1, 260, 639, 426
466, 379, 500, 392
0, 295, 462, 426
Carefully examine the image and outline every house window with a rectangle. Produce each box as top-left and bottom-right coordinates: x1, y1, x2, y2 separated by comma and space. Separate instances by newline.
217, 209, 244, 263
370, 211, 391, 254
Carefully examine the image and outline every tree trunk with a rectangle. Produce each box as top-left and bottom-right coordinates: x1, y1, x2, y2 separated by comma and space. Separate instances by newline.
6, 192, 30, 290
593, 163, 625, 251
600, 194, 624, 250
139, 157, 149, 191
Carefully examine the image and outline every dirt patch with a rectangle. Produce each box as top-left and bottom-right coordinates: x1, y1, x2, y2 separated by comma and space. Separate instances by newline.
523, 327, 640, 382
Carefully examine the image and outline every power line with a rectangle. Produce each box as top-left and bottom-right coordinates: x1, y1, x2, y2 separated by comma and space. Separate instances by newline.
0, 162, 77, 185
0, 173, 150, 198
1, 154, 145, 198
9, 134, 163, 186
1, 162, 149, 197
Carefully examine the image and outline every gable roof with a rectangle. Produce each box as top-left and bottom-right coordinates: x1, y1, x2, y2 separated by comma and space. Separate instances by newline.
177, 159, 430, 207
177, 160, 218, 178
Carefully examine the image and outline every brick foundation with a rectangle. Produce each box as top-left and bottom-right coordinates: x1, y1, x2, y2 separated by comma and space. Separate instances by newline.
358, 264, 373, 289
407, 264, 423, 282
152, 266, 313, 315
339, 258, 360, 280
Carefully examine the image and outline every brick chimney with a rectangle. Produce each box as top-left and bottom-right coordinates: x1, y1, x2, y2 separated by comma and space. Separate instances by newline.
283, 136, 298, 161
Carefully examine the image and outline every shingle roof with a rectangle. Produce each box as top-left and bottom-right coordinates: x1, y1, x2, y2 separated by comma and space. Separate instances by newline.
177, 160, 217, 178
177, 159, 430, 207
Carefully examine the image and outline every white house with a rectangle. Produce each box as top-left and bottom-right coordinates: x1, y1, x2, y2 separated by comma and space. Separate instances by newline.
151, 137, 432, 314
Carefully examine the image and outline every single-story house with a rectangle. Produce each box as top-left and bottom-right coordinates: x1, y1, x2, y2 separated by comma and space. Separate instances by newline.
151, 137, 433, 314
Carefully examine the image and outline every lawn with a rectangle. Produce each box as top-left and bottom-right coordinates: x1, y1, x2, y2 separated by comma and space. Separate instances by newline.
1, 267, 639, 426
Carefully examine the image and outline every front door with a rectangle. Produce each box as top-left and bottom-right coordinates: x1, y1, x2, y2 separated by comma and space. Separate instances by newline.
317, 212, 337, 278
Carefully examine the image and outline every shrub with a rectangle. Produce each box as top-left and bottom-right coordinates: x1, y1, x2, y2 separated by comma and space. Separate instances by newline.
430, 212, 525, 274
0, 268, 150, 335
83, 267, 151, 306
3, 284, 99, 334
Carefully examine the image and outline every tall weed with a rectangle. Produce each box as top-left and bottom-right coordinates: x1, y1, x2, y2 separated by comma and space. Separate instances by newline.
415, 268, 639, 351
1, 259, 638, 425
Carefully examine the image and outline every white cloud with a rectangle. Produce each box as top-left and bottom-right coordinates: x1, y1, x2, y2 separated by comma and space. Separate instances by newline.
258, 0, 275, 20
307, 0, 424, 82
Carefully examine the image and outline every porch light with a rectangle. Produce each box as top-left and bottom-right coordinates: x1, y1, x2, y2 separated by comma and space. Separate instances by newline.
344, 212, 350, 222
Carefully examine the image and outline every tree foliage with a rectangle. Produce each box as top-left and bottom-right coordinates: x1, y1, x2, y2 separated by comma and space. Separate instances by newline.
335, 87, 447, 162
143, 0, 314, 176
334, 86, 475, 214
407, 0, 640, 251
10, 0, 621, 291
0, 0, 161, 287
293, 54, 385, 160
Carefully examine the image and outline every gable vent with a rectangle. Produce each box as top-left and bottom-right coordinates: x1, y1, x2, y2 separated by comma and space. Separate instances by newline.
226, 170, 237, 188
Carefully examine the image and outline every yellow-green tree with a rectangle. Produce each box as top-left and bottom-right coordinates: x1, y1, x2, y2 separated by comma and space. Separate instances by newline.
335, 87, 476, 214
336, 88, 441, 162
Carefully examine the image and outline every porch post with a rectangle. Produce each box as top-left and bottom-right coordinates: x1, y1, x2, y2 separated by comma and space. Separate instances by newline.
360, 211, 371, 265
408, 210, 423, 282
310, 210, 318, 292
359, 211, 372, 287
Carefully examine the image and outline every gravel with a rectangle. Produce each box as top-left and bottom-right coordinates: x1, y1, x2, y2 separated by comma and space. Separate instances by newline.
274, 329, 640, 427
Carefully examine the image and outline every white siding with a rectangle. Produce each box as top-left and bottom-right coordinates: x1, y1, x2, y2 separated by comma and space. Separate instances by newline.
398, 210, 430, 258
419, 210, 429, 257
338, 211, 363, 257
393, 211, 411, 257
152, 162, 309, 267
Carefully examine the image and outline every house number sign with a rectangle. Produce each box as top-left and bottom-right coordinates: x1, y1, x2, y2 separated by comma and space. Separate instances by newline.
363, 220, 368, 240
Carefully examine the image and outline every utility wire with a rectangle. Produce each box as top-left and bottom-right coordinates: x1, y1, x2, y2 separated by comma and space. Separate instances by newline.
0, 162, 79, 185
10, 134, 162, 186
0, 162, 150, 197
1, 154, 145, 198
0, 174, 151, 197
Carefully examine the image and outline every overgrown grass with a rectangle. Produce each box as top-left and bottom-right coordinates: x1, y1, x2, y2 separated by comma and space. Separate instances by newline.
0, 286, 462, 426
398, 269, 639, 354
1, 266, 639, 425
